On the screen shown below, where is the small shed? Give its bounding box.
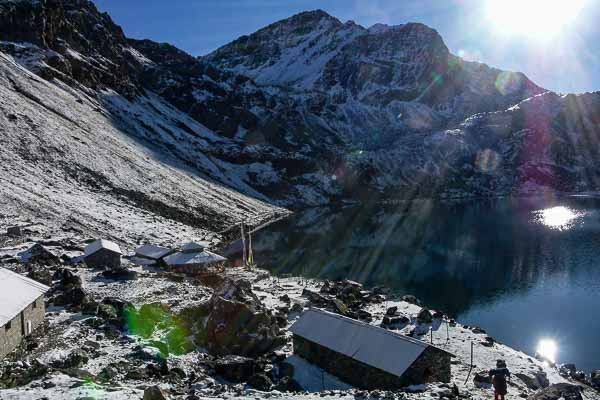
[163,242,226,275]
[84,239,122,269]
[0,268,49,359]
[290,308,452,390]
[133,244,174,265]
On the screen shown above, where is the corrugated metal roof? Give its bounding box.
[84,239,122,257]
[181,242,210,253]
[0,268,49,327]
[291,308,432,378]
[135,244,172,260]
[163,250,226,267]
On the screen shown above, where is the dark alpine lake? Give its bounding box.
[227,196,600,372]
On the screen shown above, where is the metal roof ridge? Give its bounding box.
[304,307,454,355]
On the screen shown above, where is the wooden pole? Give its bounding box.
[240,222,247,267]
[247,231,254,267]
[464,341,474,385]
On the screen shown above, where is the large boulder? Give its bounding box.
[417,308,433,324]
[181,279,285,357]
[53,287,88,307]
[516,372,549,390]
[528,383,582,400]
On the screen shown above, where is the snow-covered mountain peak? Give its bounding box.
[2,0,599,212]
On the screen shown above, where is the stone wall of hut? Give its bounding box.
[0,294,45,359]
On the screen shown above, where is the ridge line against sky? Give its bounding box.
[92,0,600,94]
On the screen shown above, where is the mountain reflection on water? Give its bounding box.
[226,196,600,372]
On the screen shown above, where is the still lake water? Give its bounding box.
[232,196,600,372]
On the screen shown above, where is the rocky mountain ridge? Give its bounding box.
[1,0,600,227]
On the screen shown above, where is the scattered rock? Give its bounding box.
[0,360,48,388]
[247,373,272,391]
[273,376,303,393]
[516,371,549,390]
[417,308,433,324]
[144,385,168,400]
[26,268,53,286]
[385,306,398,316]
[214,355,259,382]
[528,383,582,400]
[559,363,577,378]
[473,371,492,387]
[591,370,600,388]
[402,295,421,305]
[50,351,88,370]
[97,366,119,382]
[101,268,138,281]
[471,326,486,334]
[6,226,22,236]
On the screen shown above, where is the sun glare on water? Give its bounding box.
[534,206,583,230]
[486,0,586,38]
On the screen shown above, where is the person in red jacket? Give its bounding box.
[489,360,511,400]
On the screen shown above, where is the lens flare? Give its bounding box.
[486,0,586,38]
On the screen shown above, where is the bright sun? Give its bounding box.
[536,339,558,363]
[486,0,586,38]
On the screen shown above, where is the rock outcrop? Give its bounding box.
[180,279,285,357]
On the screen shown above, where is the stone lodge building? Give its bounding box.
[0,268,49,359]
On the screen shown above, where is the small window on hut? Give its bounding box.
[32,300,37,309]
[5,321,11,330]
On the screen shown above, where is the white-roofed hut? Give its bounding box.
[290,308,452,390]
[0,268,49,359]
[163,242,226,275]
[84,239,122,269]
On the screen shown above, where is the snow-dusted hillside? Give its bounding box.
[0,49,286,244]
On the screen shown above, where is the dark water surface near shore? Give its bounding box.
[227,196,600,372]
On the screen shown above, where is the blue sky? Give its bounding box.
[92,0,600,93]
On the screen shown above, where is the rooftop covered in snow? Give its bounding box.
[84,239,122,257]
[0,268,50,327]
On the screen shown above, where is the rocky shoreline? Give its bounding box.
[0,221,599,400]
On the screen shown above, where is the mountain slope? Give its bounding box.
[0,49,284,243]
